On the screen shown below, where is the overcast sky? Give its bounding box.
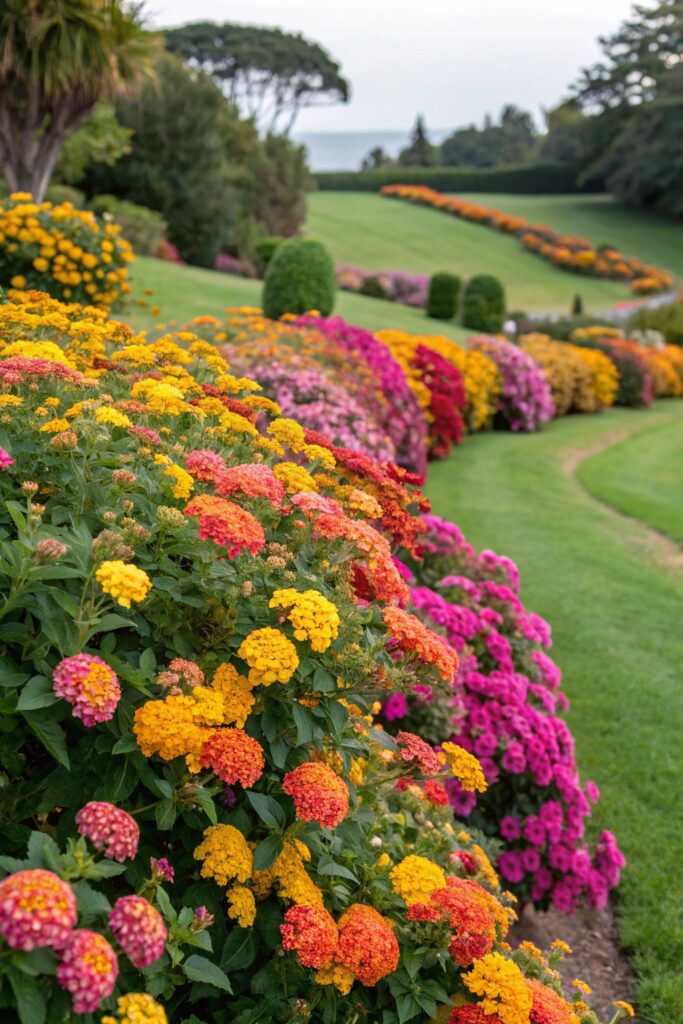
[148,0,633,132]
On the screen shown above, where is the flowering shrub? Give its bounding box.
[392,514,626,915]
[337,263,429,308]
[0,289,628,1023]
[519,334,618,414]
[468,337,555,431]
[0,192,134,308]
[382,184,673,293]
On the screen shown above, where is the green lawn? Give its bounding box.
[578,409,683,545]
[127,255,470,342]
[425,403,683,1024]
[306,192,681,315]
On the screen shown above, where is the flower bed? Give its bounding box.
[381,184,673,294]
[0,288,631,1024]
[337,263,429,308]
[519,334,619,414]
[467,336,555,432]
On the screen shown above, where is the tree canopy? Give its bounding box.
[165,21,349,135]
[440,105,537,168]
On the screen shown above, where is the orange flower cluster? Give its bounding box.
[199,729,264,788]
[335,904,400,986]
[381,184,673,293]
[312,510,410,605]
[383,606,458,681]
[527,977,577,1024]
[450,1007,503,1024]
[280,905,339,969]
[407,876,500,967]
[396,730,441,774]
[282,761,350,828]
[214,463,285,507]
[184,494,266,557]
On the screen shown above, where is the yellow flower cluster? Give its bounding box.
[133,685,226,768]
[520,333,618,414]
[0,193,133,308]
[269,588,341,653]
[340,486,383,519]
[274,461,318,494]
[441,742,488,793]
[194,824,253,886]
[95,560,152,609]
[130,378,199,418]
[252,839,324,908]
[302,443,336,468]
[95,406,133,429]
[211,663,256,728]
[268,417,307,452]
[238,627,300,686]
[464,952,533,1024]
[102,993,168,1024]
[226,884,257,927]
[389,855,446,904]
[315,962,355,995]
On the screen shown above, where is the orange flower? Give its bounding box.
[184,494,265,557]
[280,904,338,968]
[336,904,399,986]
[407,876,499,967]
[527,978,576,1024]
[383,606,458,681]
[199,729,264,788]
[282,761,349,828]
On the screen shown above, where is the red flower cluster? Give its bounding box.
[383,606,458,681]
[199,729,264,788]
[0,356,86,386]
[424,779,450,805]
[215,463,285,507]
[184,494,265,557]
[312,511,409,605]
[185,448,227,482]
[396,730,441,774]
[282,761,350,828]
[336,904,400,986]
[413,345,466,459]
[449,1007,503,1024]
[280,904,339,968]
[527,978,576,1024]
[108,895,167,968]
[56,928,119,1014]
[407,876,498,967]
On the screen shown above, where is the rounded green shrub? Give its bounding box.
[262,238,336,319]
[253,235,283,276]
[462,274,506,332]
[427,271,461,320]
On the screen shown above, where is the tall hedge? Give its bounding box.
[463,274,506,333]
[262,238,336,319]
[315,162,604,194]
[427,272,461,320]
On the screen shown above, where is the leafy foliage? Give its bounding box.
[262,239,337,319]
[427,272,461,321]
[462,274,506,333]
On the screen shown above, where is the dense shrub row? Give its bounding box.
[315,163,598,194]
[0,289,632,1024]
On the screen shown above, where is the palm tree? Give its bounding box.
[0,0,157,201]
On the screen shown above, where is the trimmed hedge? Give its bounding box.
[262,237,336,319]
[315,162,604,194]
[427,272,461,320]
[463,274,506,332]
[253,235,283,276]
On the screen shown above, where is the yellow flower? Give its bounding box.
[273,461,317,495]
[572,979,592,995]
[612,1001,635,1018]
[268,417,306,452]
[315,962,355,995]
[38,418,70,433]
[376,852,391,868]
[302,443,336,469]
[464,952,533,1024]
[226,884,256,927]
[10,275,26,288]
[95,560,152,608]
[101,993,168,1024]
[390,855,446,904]
[551,939,573,954]
[211,663,255,728]
[194,824,253,886]
[238,627,299,686]
[163,462,194,500]
[269,588,340,653]
[94,407,133,429]
[441,742,488,792]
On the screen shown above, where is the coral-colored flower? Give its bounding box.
[408,876,499,967]
[56,928,119,1013]
[424,779,449,805]
[396,730,441,774]
[108,895,167,968]
[0,869,77,950]
[283,761,349,828]
[215,463,285,506]
[336,904,399,986]
[156,657,205,693]
[185,494,265,557]
[383,606,458,681]
[185,448,227,482]
[52,653,120,726]
[199,729,264,788]
[95,560,152,608]
[238,627,299,686]
[390,855,446,904]
[281,904,339,968]
[102,993,168,1024]
[75,801,139,862]
[449,1007,503,1024]
[527,978,576,1024]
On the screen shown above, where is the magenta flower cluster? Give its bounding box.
[469,335,555,431]
[76,801,140,862]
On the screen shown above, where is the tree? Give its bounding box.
[0,0,156,201]
[165,22,349,136]
[539,101,585,165]
[55,102,132,184]
[398,116,438,167]
[573,0,683,214]
[361,146,394,171]
[498,104,536,164]
[439,106,536,168]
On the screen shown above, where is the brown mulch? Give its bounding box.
[511,904,637,1021]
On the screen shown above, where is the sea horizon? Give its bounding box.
[292,128,451,173]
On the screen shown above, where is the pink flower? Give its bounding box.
[109,895,167,967]
[499,816,521,841]
[75,802,139,862]
[56,929,118,1013]
[53,653,120,726]
[0,869,76,951]
[151,857,175,883]
[0,447,14,469]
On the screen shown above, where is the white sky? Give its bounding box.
[148,0,634,131]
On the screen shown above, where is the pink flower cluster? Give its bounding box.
[109,894,167,967]
[0,868,77,951]
[56,928,119,1013]
[469,336,555,432]
[336,263,429,309]
[52,653,121,726]
[75,801,140,862]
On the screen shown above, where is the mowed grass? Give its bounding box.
[578,408,683,545]
[425,403,683,1024]
[127,255,470,342]
[306,192,681,314]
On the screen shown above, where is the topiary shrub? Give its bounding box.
[262,238,336,319]
[427,272,461,320]
[253,235,283,277]
[462,274,506,333]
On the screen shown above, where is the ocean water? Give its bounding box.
[293,129,451,173]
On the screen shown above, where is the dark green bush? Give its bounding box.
[45,184,86,207]
[262,238,336,319]
[253,235,283,276]
[315,163,603,194]
[463,274,506,332]
[359,274,389,299]
[90,194,168,255]
[629,301,683,346]
[427,272,461,320]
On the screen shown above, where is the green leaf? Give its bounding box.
[325,699,348,739]
[183,954,233,992]
[317,858,358,883]
[156,799,177,831]
[16,675,58,712]
[291,703,316,746]
[73,880,111,917]
[270,736,290,769]
[252,834,283,871]
[154,885,177,924]
[194,787,218,825]
[312,665,337,692]
[112,734,139,754]
[221,929,257,972]
[139,647,156,675]
[88,613,136,634]
[396,993,421,1024]
[9,967,46,1024]
[5,501,27,534]
[246,792,286,830]
[21,713,69,769]
[27,831,60,870]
